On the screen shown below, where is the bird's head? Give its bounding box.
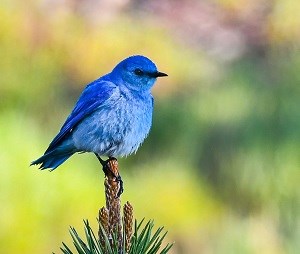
[110,55,167,92]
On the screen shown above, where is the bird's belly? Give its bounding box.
[72,100,152,156]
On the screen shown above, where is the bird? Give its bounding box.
[31,55,167,172]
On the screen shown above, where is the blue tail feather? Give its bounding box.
[31,152,73,170]
[31,142,76,170]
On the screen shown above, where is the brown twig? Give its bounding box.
[98,159,134,253]
[99,159,123,251]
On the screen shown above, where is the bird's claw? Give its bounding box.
[115,175,124,198]
[95,154,123,197]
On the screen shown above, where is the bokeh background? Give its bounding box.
[0,0,299,253]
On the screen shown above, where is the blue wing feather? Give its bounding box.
[45,79,116,153]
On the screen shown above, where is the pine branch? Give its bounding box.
[59,158,173,254]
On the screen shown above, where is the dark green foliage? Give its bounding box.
[130,219,173,254]
[59,219,173,254]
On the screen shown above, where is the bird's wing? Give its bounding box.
[45,79,117,153]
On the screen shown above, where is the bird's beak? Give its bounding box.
[155,71,168,78]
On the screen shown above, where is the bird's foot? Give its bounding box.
[94,154,123,197]
[115,175,124,198]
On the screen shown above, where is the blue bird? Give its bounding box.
[31,55,167,172]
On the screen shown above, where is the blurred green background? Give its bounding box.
[0,0,299,253]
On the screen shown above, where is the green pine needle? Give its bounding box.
[59,219,173,254]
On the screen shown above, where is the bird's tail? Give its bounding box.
[31,142,76,170]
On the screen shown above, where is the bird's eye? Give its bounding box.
[134,68,143,76]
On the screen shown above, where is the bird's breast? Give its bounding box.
[72,90,153,157]
[114,93,153,154]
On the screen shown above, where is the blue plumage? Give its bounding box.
[31,55,167,170]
